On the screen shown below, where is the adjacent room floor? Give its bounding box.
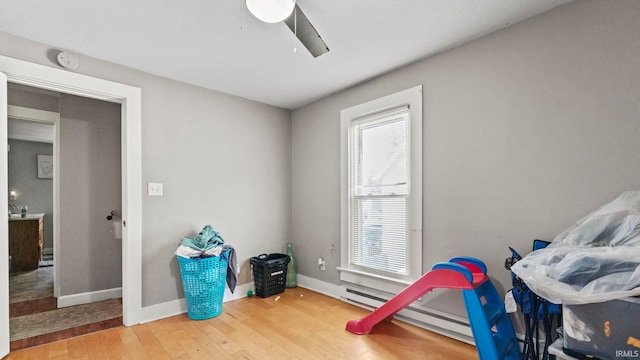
[9,265,123,351]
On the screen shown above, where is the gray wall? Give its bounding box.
[7,87,124,296]
[0,35,292,306]
[7,139,53,252]
[5,0,637,313]
[58,94,122,296]
[8,84,59,112]
[8,85,58,255]
[291,0,640,313]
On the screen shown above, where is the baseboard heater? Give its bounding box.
[339,284,475,345]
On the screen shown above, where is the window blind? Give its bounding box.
[350,105,409,276]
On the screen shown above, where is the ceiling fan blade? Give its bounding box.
[284,4,329,58]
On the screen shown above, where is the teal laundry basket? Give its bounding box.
[177,250,229,320]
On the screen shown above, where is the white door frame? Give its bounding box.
[1,70,9,358]
[0,54,142,356]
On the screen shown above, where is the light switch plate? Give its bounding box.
[148,182,163,196]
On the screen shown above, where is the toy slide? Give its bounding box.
[346,257,520,360]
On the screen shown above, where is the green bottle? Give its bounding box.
[286,242,297,288]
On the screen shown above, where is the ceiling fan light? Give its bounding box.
[246,0,296,24]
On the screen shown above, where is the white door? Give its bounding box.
[0,71,10,358]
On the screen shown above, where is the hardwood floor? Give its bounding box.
[6,287,479,359]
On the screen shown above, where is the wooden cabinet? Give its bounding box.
[9,217,44,272]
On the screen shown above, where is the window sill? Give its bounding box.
[337,266,413,294]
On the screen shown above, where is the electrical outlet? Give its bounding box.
[318,257,326,271]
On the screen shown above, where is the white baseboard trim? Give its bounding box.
[57,287,122,308]
[132,274,476,347]
[297,274,341,299]
[137,282,254,324]
[298,276,477,345]
[138,298,186,324]
[139,275,454,326]
[136,277,341,325]
[43,247,53,256]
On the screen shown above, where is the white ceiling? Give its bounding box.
[0,0,571,109]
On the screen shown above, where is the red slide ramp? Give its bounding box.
[345,257,520,360]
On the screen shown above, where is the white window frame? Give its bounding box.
[339,85,423,293]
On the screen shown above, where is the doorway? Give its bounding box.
[0,55,143,358]
[7,84,125,350]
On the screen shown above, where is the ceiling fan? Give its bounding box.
[245,0,330,58]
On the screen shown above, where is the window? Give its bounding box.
[340,86,422,290]
[352,107,409,275]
